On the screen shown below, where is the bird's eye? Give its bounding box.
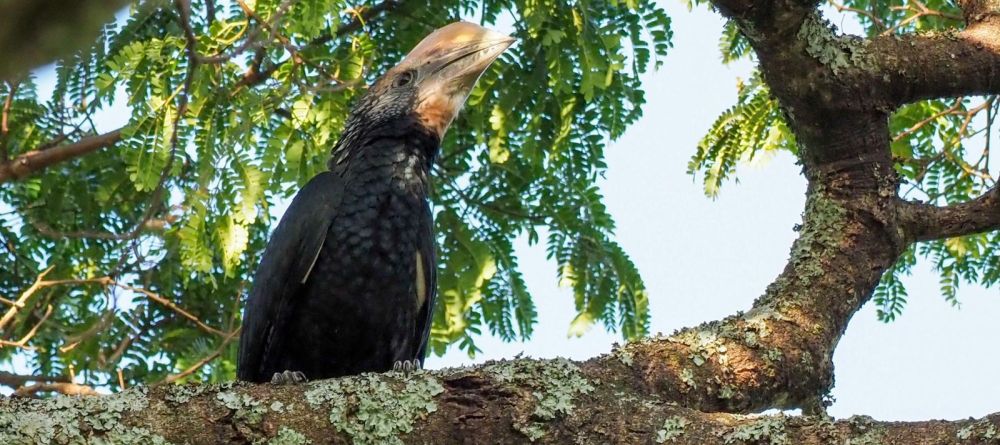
[394,71,415,87]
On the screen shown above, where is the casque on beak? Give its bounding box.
[399,22,516,138]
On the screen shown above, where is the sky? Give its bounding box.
[6,0,999,422]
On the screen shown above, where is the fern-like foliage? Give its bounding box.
[0,0,671,386]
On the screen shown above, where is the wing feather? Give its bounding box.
[414,208,438,362]
[236,171,344,381]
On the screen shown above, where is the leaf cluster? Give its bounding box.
[0,0,671,387]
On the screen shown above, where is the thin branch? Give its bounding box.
[158,328,240,385]
[176,0,296,65]
[829,0,885,31]
[2,273,225,340]
[883,0,964,35]
[0,372,70,389]
[0,294,20,307]
[0,129,122,184]
[9,304,54,348]
[892,98,964,143]
[235,0,401,88]
[114,282,226,337]
[0,267,54,333]
[12,382,98,398]
[0,79,20,161]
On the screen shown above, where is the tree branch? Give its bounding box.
[11,382,98,398]
[0,372,70,389]
[0,362,997,443]
[0,129,122,184]
[869,24,1000,106]
[899,186,1000,241]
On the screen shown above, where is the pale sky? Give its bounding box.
[7,0,999,422]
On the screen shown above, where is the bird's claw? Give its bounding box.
[270,370,308,385]
[391,359,421,373]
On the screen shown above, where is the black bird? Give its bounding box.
[237,22,514,383]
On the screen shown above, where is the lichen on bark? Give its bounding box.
[303,371,443,445]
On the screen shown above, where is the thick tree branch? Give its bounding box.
[0,363,997,444]
[0,130,122,184]
[869,24,1000,106]
[899,186,1000,241]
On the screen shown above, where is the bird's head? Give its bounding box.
[332,22,514,164]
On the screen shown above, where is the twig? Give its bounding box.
[158,328,240,385]
[235,0,400,88]
[1,79,20,161]
[0,267,54,333]
[12,382,98,398]
[0,295,20,307]
[0,372,70,389]
[883,0,964,35]
[114,282,226,337]
[2,273,225,343]
[7,304,54,348]
[892,98,963,143]
[829,0,885,31]
[117,368,127,391]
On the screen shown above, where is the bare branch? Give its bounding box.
[883,0,964,35]
[0,267,54,333]
[829,0,886,31]
[1,273,226,341]
[0,129,122,184]
[0,79,20,161]
[158,328,240,385]
[899,186,1000,241]
[113,282,227,337]
[12,382,98,398]
[0,372,70,389]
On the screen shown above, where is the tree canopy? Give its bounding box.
[0,0,671,390]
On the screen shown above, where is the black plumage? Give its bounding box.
[237,22,514,382]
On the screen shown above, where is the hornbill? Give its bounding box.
[237,22,514,383]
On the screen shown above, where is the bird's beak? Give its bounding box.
[404,22,515,137]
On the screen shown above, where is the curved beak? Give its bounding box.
[407,22,515,93]
[403,22,515,137]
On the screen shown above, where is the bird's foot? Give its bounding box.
[391,359,422,373]
[270,370,308,385]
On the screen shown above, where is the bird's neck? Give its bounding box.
[332,135,439,195]
[328,114,440,170]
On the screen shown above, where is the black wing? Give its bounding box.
[414,206,437,362]
[237,171,344,382]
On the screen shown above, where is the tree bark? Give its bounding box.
[1,0,998,443]
[2,362,999,444]
[0,130,122,184]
